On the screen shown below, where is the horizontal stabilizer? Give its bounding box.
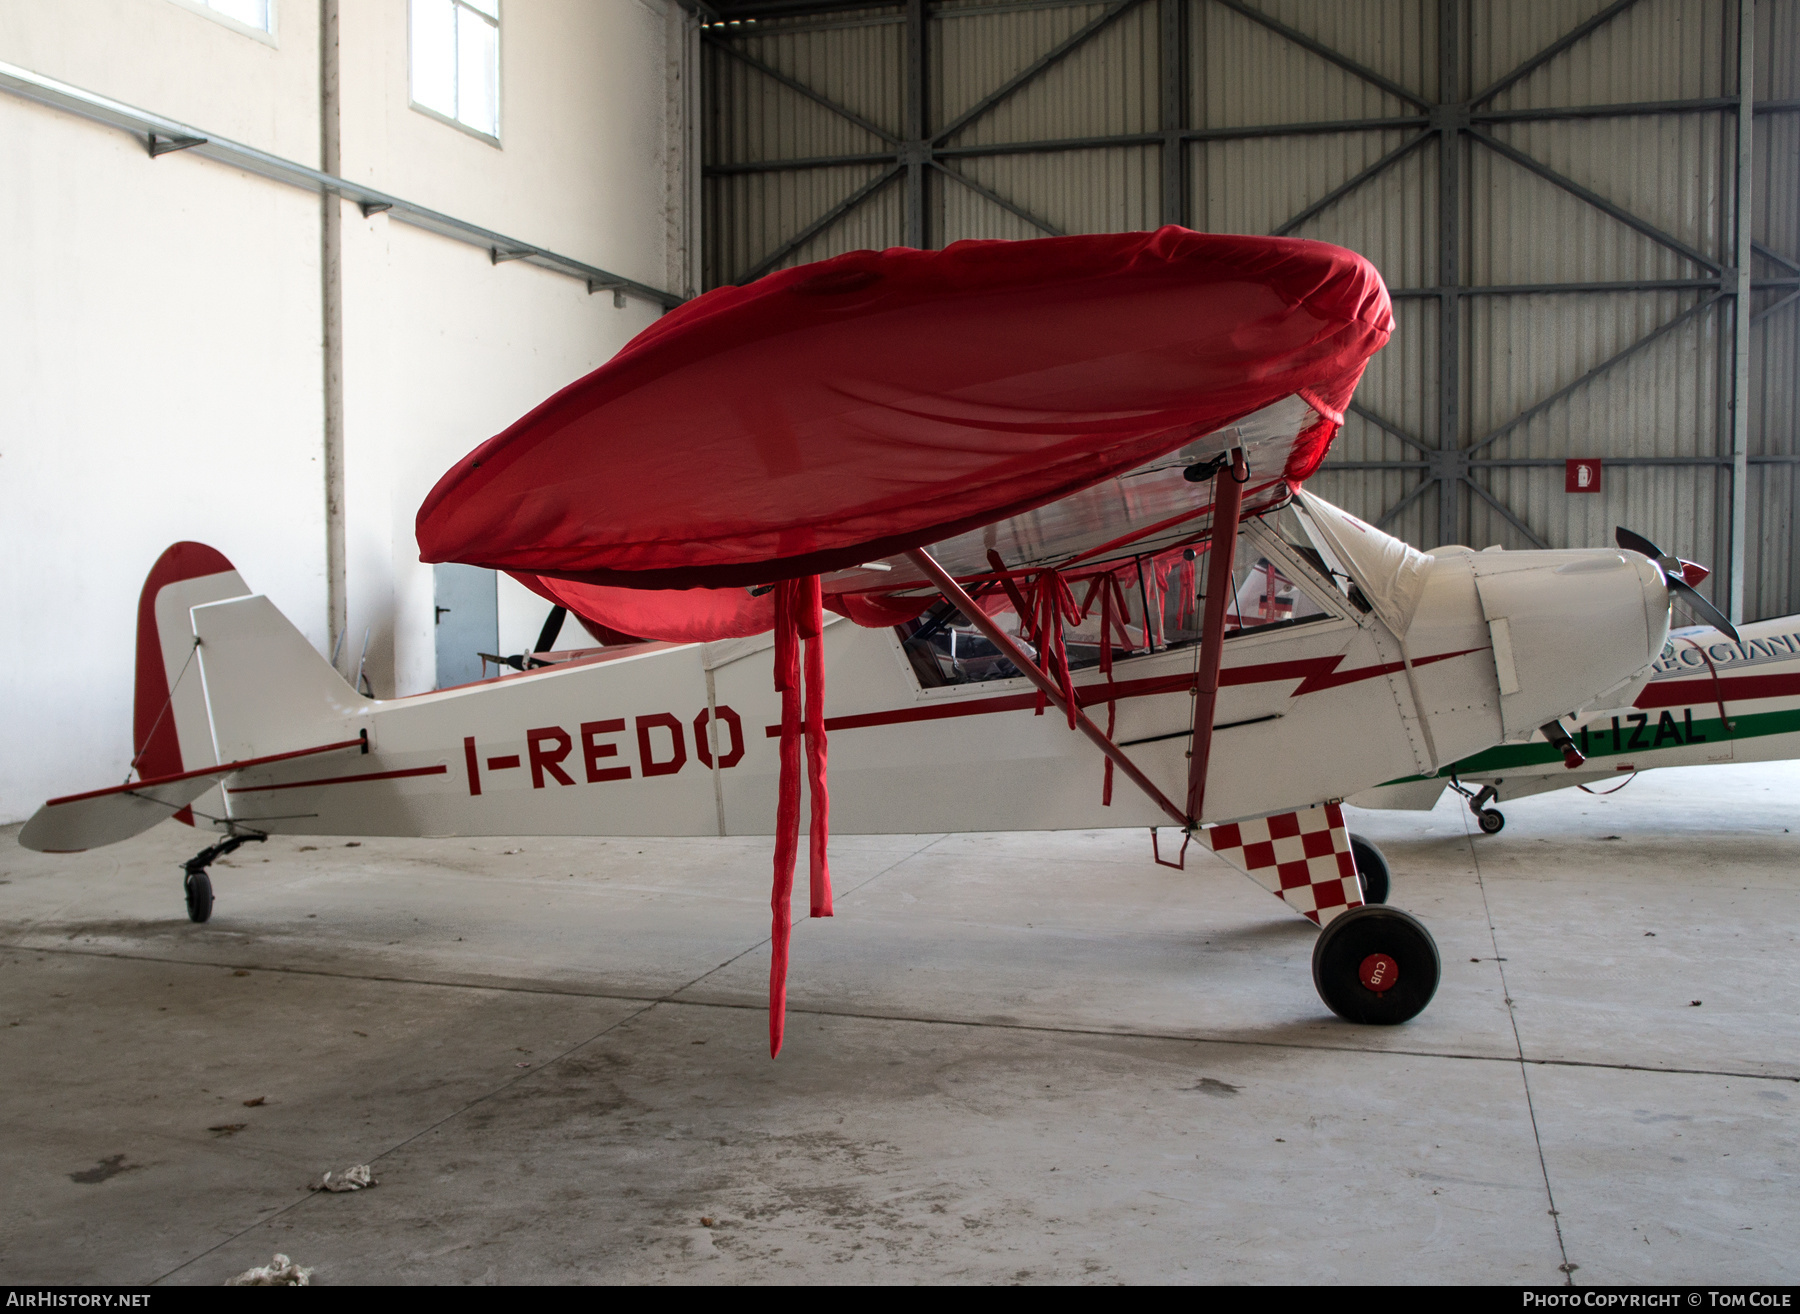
[18,737,364,853]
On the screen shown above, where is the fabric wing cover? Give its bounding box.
[418,227,1393,604]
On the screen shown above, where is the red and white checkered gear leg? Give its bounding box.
[1206,802,1365,926]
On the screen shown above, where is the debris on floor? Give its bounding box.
[311,1164,377,1192]
[227,1253,313,1286]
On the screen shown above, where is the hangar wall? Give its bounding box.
[700,0,1800,622]
[0,0,697,823]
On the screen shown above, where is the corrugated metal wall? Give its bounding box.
[703,0,1800,621]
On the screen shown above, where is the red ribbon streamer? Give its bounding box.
[1029,570,1083,727]
[769,576,832,1058]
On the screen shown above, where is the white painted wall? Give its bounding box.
[0,0,689,822]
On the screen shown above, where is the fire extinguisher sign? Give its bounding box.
[1565,458,1602,493]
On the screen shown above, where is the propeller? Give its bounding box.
[1614,527,1741,643]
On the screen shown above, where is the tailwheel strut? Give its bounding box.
[1312,905,1441,1024]
[180,832,266,924]
[1448,777,1505,835]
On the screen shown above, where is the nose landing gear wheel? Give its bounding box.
[1477,808,1505,835]
[184,870,214,924]
[1312,905,1440,1024]
[1348,834,1390,904]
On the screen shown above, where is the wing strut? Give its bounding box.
[903,548,1188,827]
[1186,447,1249,823]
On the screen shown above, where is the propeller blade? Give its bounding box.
[1669,579,1741,644]
[533,605,568,656]
[1614,526,1665,560]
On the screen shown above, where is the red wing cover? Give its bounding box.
[417,228,1392,594]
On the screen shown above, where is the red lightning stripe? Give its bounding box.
[766,647,1486,737]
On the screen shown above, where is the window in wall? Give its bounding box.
[411,0,500,141]
[169,0,274,39]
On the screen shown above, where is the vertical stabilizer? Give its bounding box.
[135,544,250,825]
[192,595,371,765]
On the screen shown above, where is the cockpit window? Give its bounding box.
[898,601,1030,687]
[898,541,1340,690]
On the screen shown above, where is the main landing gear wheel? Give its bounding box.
[1348,834,1390,905]
[184,870,214,924]
[1312,905,1440,1024]
[1477,808,1506,835]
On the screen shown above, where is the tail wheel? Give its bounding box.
[1348,834,1390,905]
[184,870,214,924]
[1312,905,1440,1024]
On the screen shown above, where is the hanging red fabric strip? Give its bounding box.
[1031,570,1081,728]
[1099,576,1118,805]
[768,580,803,1058]
[1075,568,1134,806]
[768,575,831,1057]
[799,575,833,918]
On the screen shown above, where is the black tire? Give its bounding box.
[1348,834,1390,905]
[1312,905,1440,1024]
[1478,808,1505,835]
[184,870,214,924]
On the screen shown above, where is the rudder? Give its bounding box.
[135,543,250,825]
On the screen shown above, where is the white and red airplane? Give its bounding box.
[1354,535,1789,832]
[14,229,1703,1044]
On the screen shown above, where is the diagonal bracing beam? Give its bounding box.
[1466,291,1728,454]
[1346,401,1433,456]
[1467,0,1650,107]
[1209,0,1430,111]
[1470,131,1723,274]
[1375,476,1436,531]
[933,0,1150,144]
[931,160,1065,236]
[737,165,904,283]
[1274,132,1433,238]
[706,37,901,145]
[1464,476,1550,549]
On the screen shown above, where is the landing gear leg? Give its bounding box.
[180,832,265,924]
[1448,777,1505,835]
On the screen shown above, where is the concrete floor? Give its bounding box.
[0,761,1795,1285]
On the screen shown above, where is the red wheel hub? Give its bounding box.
[1359,952,1399,993]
